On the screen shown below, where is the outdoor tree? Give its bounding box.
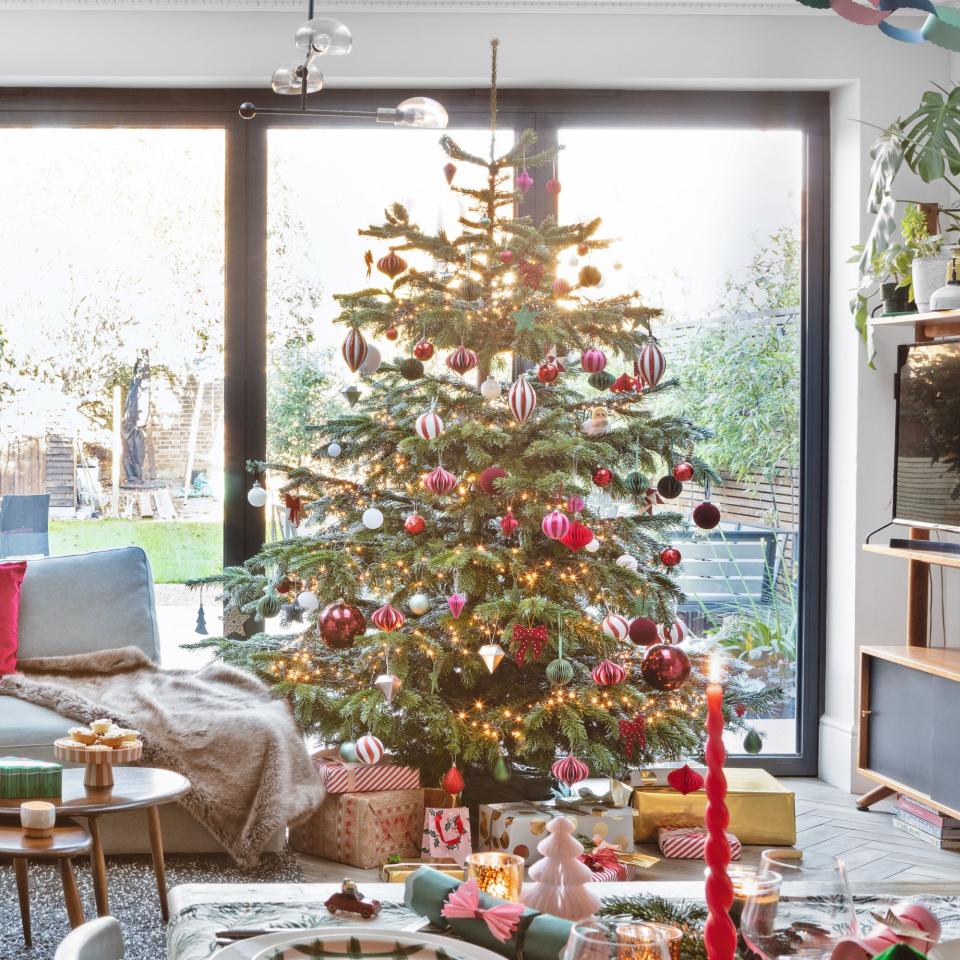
[192,43,779,783]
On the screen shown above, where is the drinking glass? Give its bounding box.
[563,921,671,960]
[742,851,859,960]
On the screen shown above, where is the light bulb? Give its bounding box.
[271,60,324,96]
[294,17,352,56]
[389,97,448,129]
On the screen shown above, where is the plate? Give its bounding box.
[255,931,469,960]
[214,926,504,960]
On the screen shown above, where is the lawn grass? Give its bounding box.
[49,519,222,583]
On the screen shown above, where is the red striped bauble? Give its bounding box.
[446,346,478,375]
[638,342,666,388]
[601,613,630,642]
[560,521,593,552]
[355,734,385,764]
[508,377,537,424]
[581,348,607,374]
[423,465,457,495]
[541,509,571,540]
[660,619,688,644]
[415,411,444,441]
[377,251,407,279]
[371,603,406,633]
[342,328,368,373]
[591,658,627,687]
[551,754,589,786]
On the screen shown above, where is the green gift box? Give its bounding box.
[0,756,62,803]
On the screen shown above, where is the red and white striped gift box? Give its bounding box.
[312,751,420,794]
[658,827,741,860]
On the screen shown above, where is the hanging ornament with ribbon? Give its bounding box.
[512,623,547,665]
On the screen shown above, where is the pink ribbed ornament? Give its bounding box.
[447,592,466,619]
[551,754,589,786]
[591,658,627,687]
[516,168,534,194]
[601,613,630,642]
[371,603,405,633]
[566,495,584,514]
[541,509,571,540]
[423,465,457,495]
[446,346,478,375]
[581,348,607,374]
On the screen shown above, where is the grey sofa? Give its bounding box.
[2,546,281,855]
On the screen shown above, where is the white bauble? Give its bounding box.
[247,481,268,508]
[297,590,320,612]
[568,255,580,267]
[408,593,431,616]
[362,507,384,530]
[480,376,502,401]
[616,553,639,573]
[359,343,382,375]
[585,538,601,554]
[327,442,342,458]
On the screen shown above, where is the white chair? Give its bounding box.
[54,917,124,960]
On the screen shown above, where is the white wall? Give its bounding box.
[0,3,953,788]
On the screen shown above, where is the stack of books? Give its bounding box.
[894,795,960,850]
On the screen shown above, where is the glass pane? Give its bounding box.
[0,128,225,667]
[560,127,803,756]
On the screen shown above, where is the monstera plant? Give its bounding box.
[855,85,960,347]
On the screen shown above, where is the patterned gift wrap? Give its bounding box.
[658,826,741,860]
[311,750,420,794]
[421,806,472,865]
[0,756,62,803]
[578,859,638,882]
[289,788,424,869]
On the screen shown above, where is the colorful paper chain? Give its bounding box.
[794,0,960,49]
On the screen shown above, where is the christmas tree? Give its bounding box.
[192,41,780,784]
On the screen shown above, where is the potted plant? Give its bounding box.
[905,203,949,312]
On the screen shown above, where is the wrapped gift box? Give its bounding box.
[289,788,423,869]
[311,749,420,794]
[479,801,636,865]
[0,757,62,804]
[658,826,741,860]
[422,806,472,865]
[380,859,466,883]
[632,768,796,845]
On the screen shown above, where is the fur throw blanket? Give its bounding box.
[0,646,326,866]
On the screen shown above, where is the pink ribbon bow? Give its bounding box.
[441,879,525,942]
[579,840,622,873]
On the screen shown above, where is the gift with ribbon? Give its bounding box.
[553,776,633,810]
[422,805,472,865]
[658,825,741,860]
[405,864,573,960]
[312,749,420,794]
[577,837,639,882]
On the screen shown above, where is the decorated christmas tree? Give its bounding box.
[192,41,779,785]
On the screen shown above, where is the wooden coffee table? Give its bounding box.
[0,820,91,946]
[0,767,191,921]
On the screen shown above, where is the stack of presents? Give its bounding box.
[290,751,796,879]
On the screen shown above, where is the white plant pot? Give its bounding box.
[913,254,951,312]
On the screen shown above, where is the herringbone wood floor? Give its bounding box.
[296,778,960,885]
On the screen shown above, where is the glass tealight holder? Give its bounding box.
[614,922,673,960]
[465,851,524,901]
[622,923,682,960]
[727,864,761,927]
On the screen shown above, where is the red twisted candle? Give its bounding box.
[703,653,737,960]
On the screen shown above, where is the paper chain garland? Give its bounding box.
[794,0,960,50]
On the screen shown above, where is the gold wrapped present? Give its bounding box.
[380,858,466,883]
[632,768,795,845]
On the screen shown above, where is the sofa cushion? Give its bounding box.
[0,561,26,673]
[17,546,160,662]
[0,696,70,761]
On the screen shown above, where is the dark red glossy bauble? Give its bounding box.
[657,475,683,499]
[672,461,695,482]
[659,547,682,567]
[628,616,660,647]
[592,467,613,488]
[385,327,399,341]
[537,362,560,384]
[404,513,426,535]
[546,178,562,195]
[692,501,721,530]
[319,601,366,650]
[735,703,747,718]
[640,643,691,691]
[413,340,434,361]
[500,249,515,265]
[478,465,508,495]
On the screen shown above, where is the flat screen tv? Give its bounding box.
[895,339,960,532]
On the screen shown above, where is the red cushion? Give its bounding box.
[0,561,27,674]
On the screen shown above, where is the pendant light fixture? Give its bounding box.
[239,1,448,128]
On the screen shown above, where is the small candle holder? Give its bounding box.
[465,851,523,901]
[20,800,55,840]
[726,865,760,928]
[616,922,673,960]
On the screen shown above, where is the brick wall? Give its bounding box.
[146,376,223,486]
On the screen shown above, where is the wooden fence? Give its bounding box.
[0,434,75,508]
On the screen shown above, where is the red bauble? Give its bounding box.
[552,278,572,297]
[592,467,613,488]
[692,501,721,530]
[446,346,479,375]
[640,643,691,691]
[500,249,515,265]
[443,162,457,185]
[404,513,426,535]
[591,659,627,687]
[377,251,407,279]
[672,461,694,482]
[319,601,366,650]
[667,763,705,795]
[385,326,399,341]
[659,547,682,567]
[628,616,660,646]
[441,763,466,795]
[537,362,560,384]
[577,243,589,256]
[657,475,683,499]
[734,703,747,718]
[371,602,405,632]
[546,178,562,195]
[413,340,434,361]
[478,465,508,495]
[500,511,519,536]
[551,755,589,786]
[611,373,638,394]
[424,465,458,496]
[560,521,593,551]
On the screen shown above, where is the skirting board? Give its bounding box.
[819,712,873,793]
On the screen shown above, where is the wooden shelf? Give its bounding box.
[863,542,960,569]
[861,644,960,683]
[870,309,960,339]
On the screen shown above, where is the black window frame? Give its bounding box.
[0,87,827,775]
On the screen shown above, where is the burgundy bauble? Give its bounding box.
[413,340,434,361]
[545,178,562,195]
[500,511,519,536]
[500,249,515,265]
[657,475,683,499]
[640,643,691,691]
[692,501,721,530]
[735,703,747,718]
[537,362,560,384]
[592,467,613,488]
[377,251,407,279]
[404,513,426,535]
[672,461,694,482]
[659,547,682,567]
[478,465,508,495]
[385,326,399,341]
[628,616,660,646]
[319,601,366,650]
[443,162,457,185]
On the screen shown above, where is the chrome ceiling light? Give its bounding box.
[239,3,447,129]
